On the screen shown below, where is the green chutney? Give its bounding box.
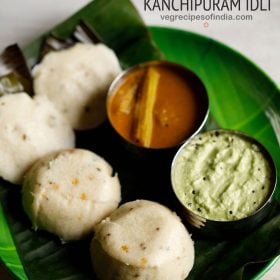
[172,130,272,221]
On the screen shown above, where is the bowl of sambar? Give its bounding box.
[107,61,209,157]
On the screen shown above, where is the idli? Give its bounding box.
[91,200,194,280]
[22,149,121,241]
[33,43,121,130]
[0,92,74,184]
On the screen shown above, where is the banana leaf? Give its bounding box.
[187,204,280,280]
[0,0,280,280]
[0,45,33,96]
[41,21,103,57]
[23,0,163,69]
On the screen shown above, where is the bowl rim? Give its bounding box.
[170,128,278,224]
[106,59,210,150]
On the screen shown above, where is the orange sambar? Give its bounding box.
[107,61,208,149]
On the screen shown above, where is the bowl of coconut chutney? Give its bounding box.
[171,129,277,239]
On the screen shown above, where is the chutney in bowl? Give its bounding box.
[171,129,277,238]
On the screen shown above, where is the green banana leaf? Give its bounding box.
[0,0,279,280]
[23,0,163,69]
[187,204,280,280]
[0,45,33,96]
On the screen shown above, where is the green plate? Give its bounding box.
[150,26,280,280]
[0,24,279,280]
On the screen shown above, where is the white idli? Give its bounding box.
[33,43,121,130]
[0,92,74,184]
[22,149,121,241]
[91,200,194,280]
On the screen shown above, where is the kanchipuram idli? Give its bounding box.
[0,92,74,184]
[22,149,121,241]
[33,43,121,130]
[90,200,194,280]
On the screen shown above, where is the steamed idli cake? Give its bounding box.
[33,43,121,130]
[22,149,121,241]
[0,92,74,184]
[91,200,194,280]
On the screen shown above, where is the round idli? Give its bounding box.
[33,43,121,130]
[91,200,194,280]
[0,92,74,184]
[22,149,121,241]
